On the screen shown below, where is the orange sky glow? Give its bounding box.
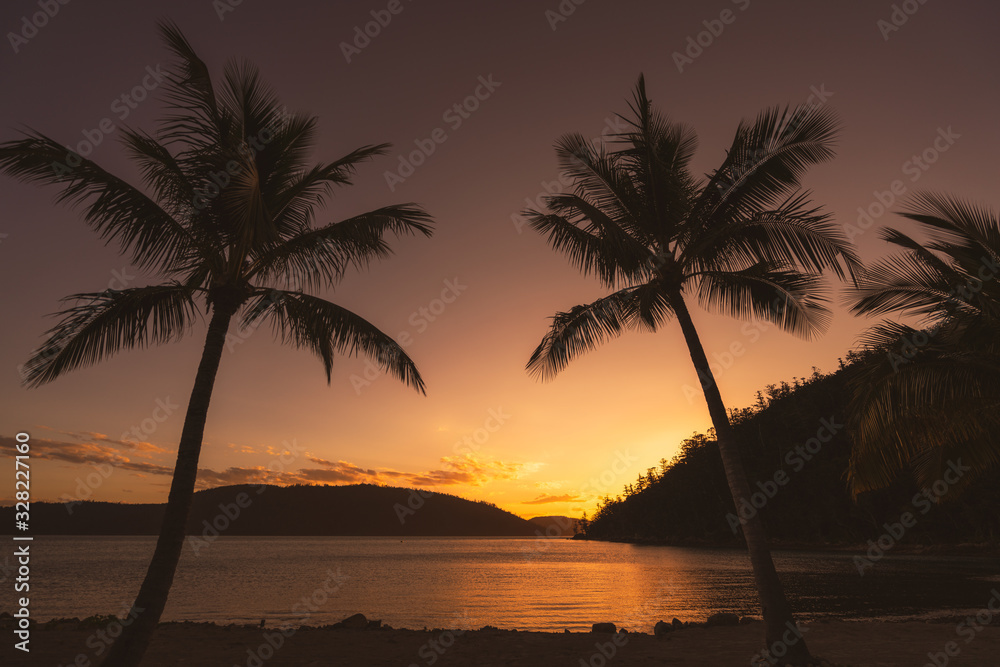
[1,0,997,520]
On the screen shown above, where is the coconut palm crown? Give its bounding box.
[0,21,432,666]
[525,74,860,664]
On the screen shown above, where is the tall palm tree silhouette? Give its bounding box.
[526,75,859,664]
[0,22,432,665]
[849,193,1000,494]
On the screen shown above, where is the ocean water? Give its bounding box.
[7,536,999,632]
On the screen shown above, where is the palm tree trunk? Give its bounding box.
[102,306,235,666]
[671,294,812,665]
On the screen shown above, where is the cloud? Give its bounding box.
[0,435,172,475]
[196,466,293,487]
[296,453,540,488]
[522,493,583,505]
[1,433,541,494]
[293,460,380,484]
[35,426,168,454]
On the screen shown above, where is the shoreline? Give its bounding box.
[575,534,1000,555]
[9,610,995,632]
[7,619,1000,666]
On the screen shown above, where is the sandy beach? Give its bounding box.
[8,620,1000,667]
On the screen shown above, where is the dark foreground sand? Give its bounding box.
[8,621,1000,667]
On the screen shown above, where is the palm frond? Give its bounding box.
[524,196,652,286]
[247,204,433,290]
[693,264,831,340]
[21,284,198,387]
[553,133,643,240]
[691,104,840,228]
[527,284,671,381]
[157,19,226,149]
[900,192,1000,264]
[243,290,425,392]
[0,131,198,272]
[685,191,861,281]
[850,253,964,320]
[270,144,391,234]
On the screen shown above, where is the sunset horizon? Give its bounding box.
[2,1,999,665]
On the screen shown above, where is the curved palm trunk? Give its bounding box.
[671,294,812,666]
[102,306,235,666]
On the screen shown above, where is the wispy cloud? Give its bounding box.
[522,493,582,505]
[297,453,540,487]
[0,435,172,475]
[1,433,541,492]
[36,426,167,453]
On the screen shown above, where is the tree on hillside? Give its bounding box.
[0,22,433,666]
[524,74,859,664]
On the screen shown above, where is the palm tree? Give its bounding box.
[848,193,1000,495]
[0,22,432,665]
[525,75,859,664]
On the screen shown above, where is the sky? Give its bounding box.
[0,0,997,519]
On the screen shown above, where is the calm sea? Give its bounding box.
[7,536,999,631]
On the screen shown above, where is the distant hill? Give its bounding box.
[528,516,580,537]
[0,484,541,537]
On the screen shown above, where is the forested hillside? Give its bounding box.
[583,352,1000,546]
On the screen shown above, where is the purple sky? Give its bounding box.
[1,0,997,516]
